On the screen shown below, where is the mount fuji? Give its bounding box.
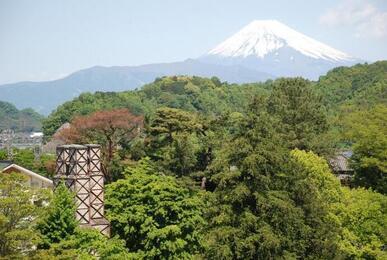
[0,20,362,115]
[199,20,360,79]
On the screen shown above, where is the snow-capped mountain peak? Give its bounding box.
[207,20,353,62]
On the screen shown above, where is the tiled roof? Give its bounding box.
[329,152,353,172]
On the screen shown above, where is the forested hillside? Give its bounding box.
[43,61,387,137]
[316,61,387,108]
[0,101,43,131]
[42,61,386,187]
[4,61,384,259]
[42,76,271,136]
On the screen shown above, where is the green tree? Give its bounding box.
[33,183,130,259]
[287,149,342,257]
[33,227,130,259]
[13,148,35,170]
[148,107,203,176]
[204,96,343,259]
[204,98,292,259]
[0,149,7,160]
[267,77,330,154]
[105,158,205,259]
[0,172,47,257]
[344,105,387,194]
[11,148,56,178]
[163,133,199,177]
[316,61,387,108]
[36,182,77,248]
[148,107,200,145]
[34,153,56,178]
[205,148,343,259]
[336,188,387,259]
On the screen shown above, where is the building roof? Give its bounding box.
[329,151,353,172]
[2,164,53,185]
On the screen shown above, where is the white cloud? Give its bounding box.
[320,0,387,39]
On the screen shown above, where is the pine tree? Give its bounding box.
[267,77,331,154]
[36,182,77,248]
[204,97,343,259]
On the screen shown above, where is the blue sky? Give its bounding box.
[0,0,386,84]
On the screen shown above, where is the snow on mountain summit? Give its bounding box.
[207,20,353,62]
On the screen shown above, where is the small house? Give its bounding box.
[2,163,53,188]
[329,151,354,186]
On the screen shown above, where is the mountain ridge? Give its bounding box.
[205,20,354,61]
[199,20,361,79]
[0,20,362,115]
[0,59,272,115]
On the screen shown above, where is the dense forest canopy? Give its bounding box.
[0,101,43,131]
[316,61,387,109]
[1,61,386,259]
[42,76,271,137]
[42,61,387,137]
[39,60,387,194]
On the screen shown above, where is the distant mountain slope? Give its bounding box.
[316,60,387,108]
[0,101,43,131]
[0,20,364,114]
[42,76,270,136]
[199,20,361,79]
[42,61,386,138]
[0,59,271,115]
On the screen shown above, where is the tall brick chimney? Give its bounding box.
[54,144,110,236]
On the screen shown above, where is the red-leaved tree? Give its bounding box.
[54,109,143,180]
